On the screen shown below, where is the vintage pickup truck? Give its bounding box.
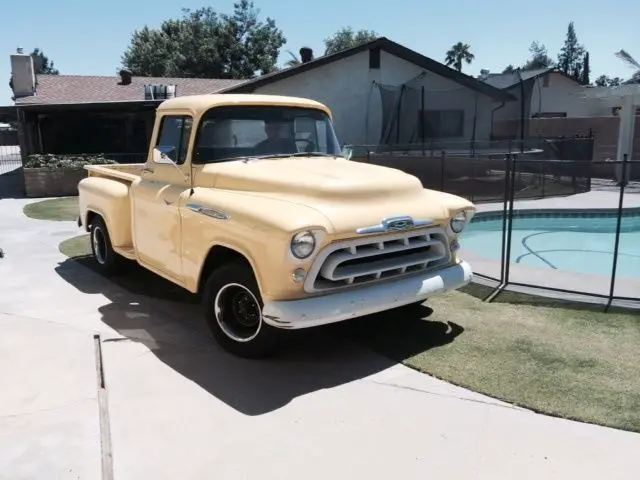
[78,94,475,358]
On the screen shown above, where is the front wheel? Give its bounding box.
[202,262,281,358]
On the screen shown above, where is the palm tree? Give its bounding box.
[445,42,475,72]
[284,50,301,68]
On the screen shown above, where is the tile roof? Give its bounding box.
[15,74,247,105]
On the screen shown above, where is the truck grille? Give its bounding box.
[303,227,451,293]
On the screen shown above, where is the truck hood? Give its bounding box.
[209,157,422,199]
[201,157,474,234]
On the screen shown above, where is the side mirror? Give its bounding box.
[341,145,353,160]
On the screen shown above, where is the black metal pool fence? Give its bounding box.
[349,140,639,310]
[467,154,638,311]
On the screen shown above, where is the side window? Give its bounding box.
[155,115,193,165]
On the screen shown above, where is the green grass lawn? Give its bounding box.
[23,196,79,221]
[59,234,640,433]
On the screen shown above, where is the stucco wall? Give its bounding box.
[530,74,623,118]
[253,50,501,146]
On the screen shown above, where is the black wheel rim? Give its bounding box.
[214,283,262,342]
[92,227,107,265]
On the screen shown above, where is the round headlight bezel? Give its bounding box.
[450,210,469,234]
[290,230,316,259]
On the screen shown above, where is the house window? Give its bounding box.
[369,48,381,69]
[155,115,193,165]
[419,110,465,138]
[542,75,550,87]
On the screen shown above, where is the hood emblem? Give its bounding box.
[356,216,434,235]
[384,217,414,231]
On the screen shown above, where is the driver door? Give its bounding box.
[133,114,193,282]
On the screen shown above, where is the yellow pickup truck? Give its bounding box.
[78,94,475,358]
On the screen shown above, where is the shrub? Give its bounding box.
[23,153,118,170]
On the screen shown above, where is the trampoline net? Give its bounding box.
[372,76,484,152]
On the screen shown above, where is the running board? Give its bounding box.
[113,246,136,260]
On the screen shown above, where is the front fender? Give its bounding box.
[180,188,333,300]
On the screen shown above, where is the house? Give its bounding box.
[479,67,616,119]
[3,54,244,157]
[481,67,640,161]
[220,37,515,148]
[3,38,514,158]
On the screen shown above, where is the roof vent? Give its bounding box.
[144,84,177,100]
[118,68,133,85]
[300,47,314,63]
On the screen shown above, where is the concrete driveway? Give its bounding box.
[1,197,639,480]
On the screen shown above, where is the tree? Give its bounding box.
[284,51,301,67]
[557,21,585,81]
[581,52,590,85]
[521,41,554,71]
[30,48,59,75]
[594,75,623,87]
[444,42,474,72]
[502,64,516,73]
[121,1,285,79]
[323,27,378,55]
[625,71,640,84]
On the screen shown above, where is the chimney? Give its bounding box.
[10,50,36,98]
[118,68,133,85]
[299,47,313,64]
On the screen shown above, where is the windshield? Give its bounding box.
[192,105,343,164]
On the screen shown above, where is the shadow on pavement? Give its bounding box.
[0,167,25,199]
[54,255,464,416]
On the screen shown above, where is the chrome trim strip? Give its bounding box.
[186,203,230,220]
[356,216,434,234]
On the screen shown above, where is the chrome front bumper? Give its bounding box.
[262,260,473,330]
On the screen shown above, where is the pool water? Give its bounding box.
[460,212,640,278]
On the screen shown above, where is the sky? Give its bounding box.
[1,0,639,106]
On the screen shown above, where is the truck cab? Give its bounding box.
[78,94,475,358]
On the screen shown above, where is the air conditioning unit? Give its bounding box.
[144,84,177,100]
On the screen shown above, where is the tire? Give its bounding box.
[202,262,280,359]
[89,216,123,276]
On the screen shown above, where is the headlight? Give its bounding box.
[290,231,316,259]
[450,211,469,233]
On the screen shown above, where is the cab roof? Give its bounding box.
[156,94,332,118]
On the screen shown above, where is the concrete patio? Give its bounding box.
[1,196,639,480]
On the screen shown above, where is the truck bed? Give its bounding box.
[85,163,144,183]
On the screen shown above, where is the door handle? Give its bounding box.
[163,199,174,206]
[142,166,154,174]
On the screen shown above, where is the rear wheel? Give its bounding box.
[89,216,123,275]
[203,262,281,358]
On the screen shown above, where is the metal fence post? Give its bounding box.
[605,154,629,312]
[485,141,513,302]
[503,150,517,287]
[440,150,445,192]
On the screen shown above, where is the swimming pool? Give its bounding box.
[460,210,640,278]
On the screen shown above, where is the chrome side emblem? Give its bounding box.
[356,216,434,234]
[186,203,230,220]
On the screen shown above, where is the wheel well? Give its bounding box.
[85,210,98,231]
[198,245,253,294]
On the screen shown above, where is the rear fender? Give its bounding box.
[78,176,132,247]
